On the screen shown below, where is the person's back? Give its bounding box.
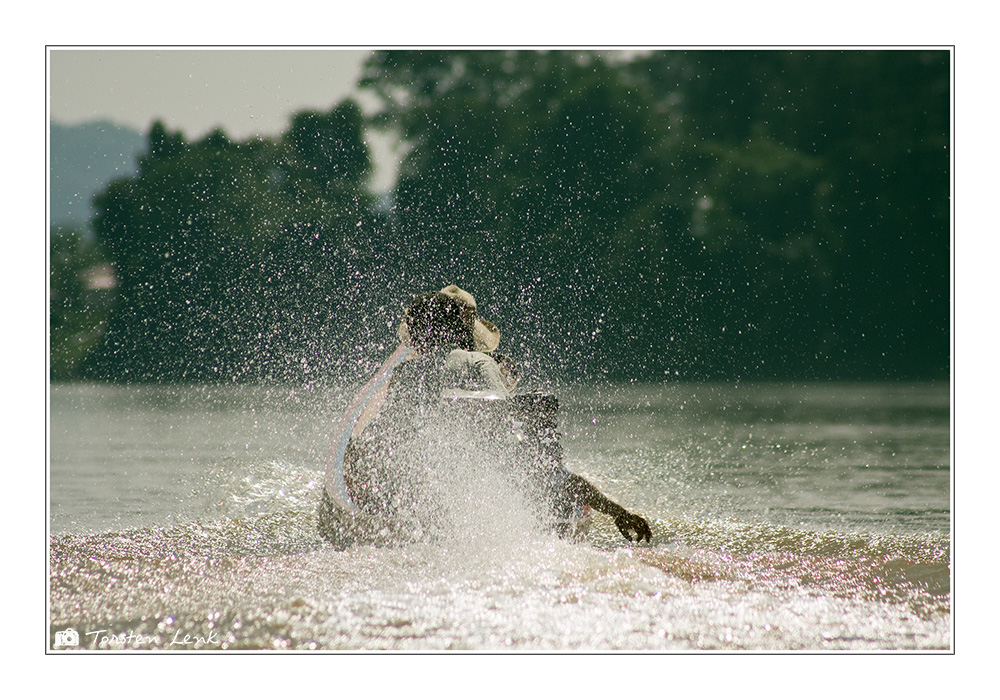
[379,347,510,415]
[345,292,511,526]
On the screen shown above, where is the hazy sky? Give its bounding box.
[48,48,399,190]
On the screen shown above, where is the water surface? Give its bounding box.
[48,381,951,651]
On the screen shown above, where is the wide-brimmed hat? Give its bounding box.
[398,284,500,352]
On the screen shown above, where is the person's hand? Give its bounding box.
[613,510,652,543]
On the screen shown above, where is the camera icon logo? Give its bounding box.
[54,628,80,647]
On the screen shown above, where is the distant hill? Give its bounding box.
[50,120,146,231]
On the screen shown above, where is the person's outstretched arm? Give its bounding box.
[564,473,652,543]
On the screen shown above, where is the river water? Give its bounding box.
[48,381,951,652]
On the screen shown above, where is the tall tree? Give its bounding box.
[91,101,377,383]
[360,50,700,378]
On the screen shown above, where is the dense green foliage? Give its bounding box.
[50,49,950,383]
[49,227,113,380]
[86,103,378,382]
[358,50,950,381]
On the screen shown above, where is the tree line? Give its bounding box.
[50,49,950,384]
